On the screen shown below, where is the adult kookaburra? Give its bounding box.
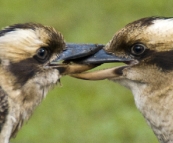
[71,17,173,143]
[0,23,102,143]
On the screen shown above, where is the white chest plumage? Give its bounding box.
[115,78,173,143]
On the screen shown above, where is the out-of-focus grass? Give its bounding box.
[0,0,172,142]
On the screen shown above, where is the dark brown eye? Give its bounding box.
[131,44,146,55]
[37,48,48,60]
[34,47,50,63]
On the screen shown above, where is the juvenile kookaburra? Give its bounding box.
[0,23,102,143]
[71,17,173,143]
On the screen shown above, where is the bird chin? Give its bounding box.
[69,60,138,80]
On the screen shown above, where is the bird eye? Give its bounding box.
[34,47,50,63]
[131,44,146,55]
[36,47,48,60]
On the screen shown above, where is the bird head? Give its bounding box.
[0,23,102,89]
[71,17,173,89]
[0,23,65,88]
[0,23,104,139]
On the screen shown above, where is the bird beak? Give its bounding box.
[72,49,131,64]
[69,48,135,80]
[49,43,104,75]
[56,43,103,61]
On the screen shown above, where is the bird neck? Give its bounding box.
[119,78,173,143]
[0,68,60,138]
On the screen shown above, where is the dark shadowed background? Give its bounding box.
[2,0,172,142]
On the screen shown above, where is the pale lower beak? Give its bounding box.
[68,48,134,80]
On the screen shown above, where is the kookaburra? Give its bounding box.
[0,23,102,143]
[71,17,173,143]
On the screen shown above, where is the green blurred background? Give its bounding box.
[1,0,172,142]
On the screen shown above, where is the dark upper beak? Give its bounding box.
[73,48,132,64]
[52,43,132,65]
[54,43,104,62]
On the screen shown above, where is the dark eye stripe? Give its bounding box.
[144,50,173,71]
